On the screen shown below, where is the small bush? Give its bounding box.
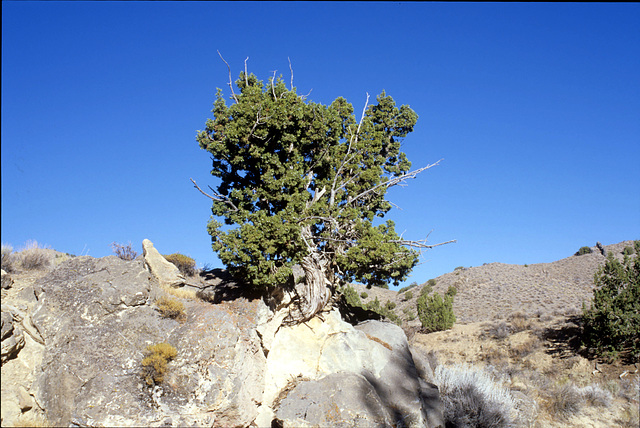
[420,283,433,297]
[622,246,635,256]
[155,295,186,320]
[341,285,362,307]
[141,342,177,385]
[164,253,196,277]
[19,240,51,270]
[486,321,511,340]
[398,281,418,294]
[417,289,456,333]
[434,364,516,428]
[360,291,368,299]
[579,384,613,407]
[546,383,584,419]
[111,241,138,261]
[575,246,593,256]
[1,244,15,272]
[404,291,413,300]
[582,240,640,359]
[403,307,416,321]
[385,301,396,310]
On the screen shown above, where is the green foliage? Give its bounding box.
[164,253,196,276]
[155,295,186,320]
[341,285,362,307]
[420,283,433,298]
[111,241,138,261]
[385,301,396,310]
[360,291,368,299]
[398,281,419,294]
[404,291,413,300]
[141,343,177,385]
[417,289,456,333]
[582,241,640,359]
[197,70,422,292]
[365,297,400,324]
[622,246,635,256]
[575,246,593,256]
[403,307,416,321]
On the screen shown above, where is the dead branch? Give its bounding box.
[349,160,442,205]
[190,178,238,212]
[391,238,457,249]
[217,51,239,104]
[244,56,249,86]
[288,57,294,91]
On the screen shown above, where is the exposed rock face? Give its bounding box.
[142,239,185,288]
[2,250,442,427]
[258,309,444,427]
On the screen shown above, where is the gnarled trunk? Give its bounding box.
[282,252,333,325]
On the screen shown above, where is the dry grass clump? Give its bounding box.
[18,240,51,271]
[164,285,197,300]
[1,243,16,272]
[507,311,531,333]
[543,382,584,419]
[163,253,196,277]
[155,295,186,320]
[111,241,138,261]
[509,337,541,359]
[485,321,511,340]
[141,342,177,385]
[434,364,516,428]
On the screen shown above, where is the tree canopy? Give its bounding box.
[195,66,450,323]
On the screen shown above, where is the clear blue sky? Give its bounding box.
[2,2,639,289]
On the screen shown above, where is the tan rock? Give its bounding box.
[141,239,185,288]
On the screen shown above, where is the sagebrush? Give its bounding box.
[163,253,196,276]
[141,342,177,385]
[111,242,138,261]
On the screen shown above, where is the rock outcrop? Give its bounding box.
[142,239,185,288]
[1,248,442,427]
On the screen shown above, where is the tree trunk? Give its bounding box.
[282,252,332,325]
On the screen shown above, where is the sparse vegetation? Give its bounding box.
[434,364,516,428]
[111,241,138,261]
[19,240,51,270]
[141,342,177,385]
[155,295,186,320]
[622,245,635,256]
[417,286,456,333]
[360,291,368,299]
[575,246,593,256]
[164,253,196,277]
[398,281,419,294]
[582,240,640,360]
[404,290,413,300]
[1,243,15,272]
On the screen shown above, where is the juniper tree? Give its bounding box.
[195,60,452,324]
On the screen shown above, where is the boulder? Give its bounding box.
[258,309,444,427]
[1,269,13,289]
[142,239,185,288]
[1,309,25,364]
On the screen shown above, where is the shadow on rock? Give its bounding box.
[197,268,262,304]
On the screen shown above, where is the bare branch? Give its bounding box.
[190,178,238,212]
[288,57,294,91]
[391,238,457,249]
[271,70,277,99]
[244,56,249,86]
[349,160,442,205]
[217,50,239,104]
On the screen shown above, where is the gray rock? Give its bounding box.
[1,269,13,289]
[275,373,395,427]
[1,309,25,364]
[142,239,185,289]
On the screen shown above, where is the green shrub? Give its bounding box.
[341,285,362,307]
[385,301,396,310]
[403,307,416,321]
[417,289,456,333]
[404,291,413,300]
[360,292,368,299]
[582,241,640,360]
[575,246,593,256]
[111,241,138,261]
[420,283,433,298]
[141,342,177,385]
[155,295,186,320]
[164,253,196,276]
[622,246,635,256]
[398,281,419,294]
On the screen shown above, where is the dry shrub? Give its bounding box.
[486,321,511,340]
[1,243,15,272]
[163,253,196,277]
[434,364,516,428]
[509,337,541,359]
[19,240,51,271]
[508,312,531,333]
[164,286,197,300]
[155,295,185,320]
[544,382,584,419]
[579,384,613,407]
[141,342,177,385]
[111,241,138,261]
